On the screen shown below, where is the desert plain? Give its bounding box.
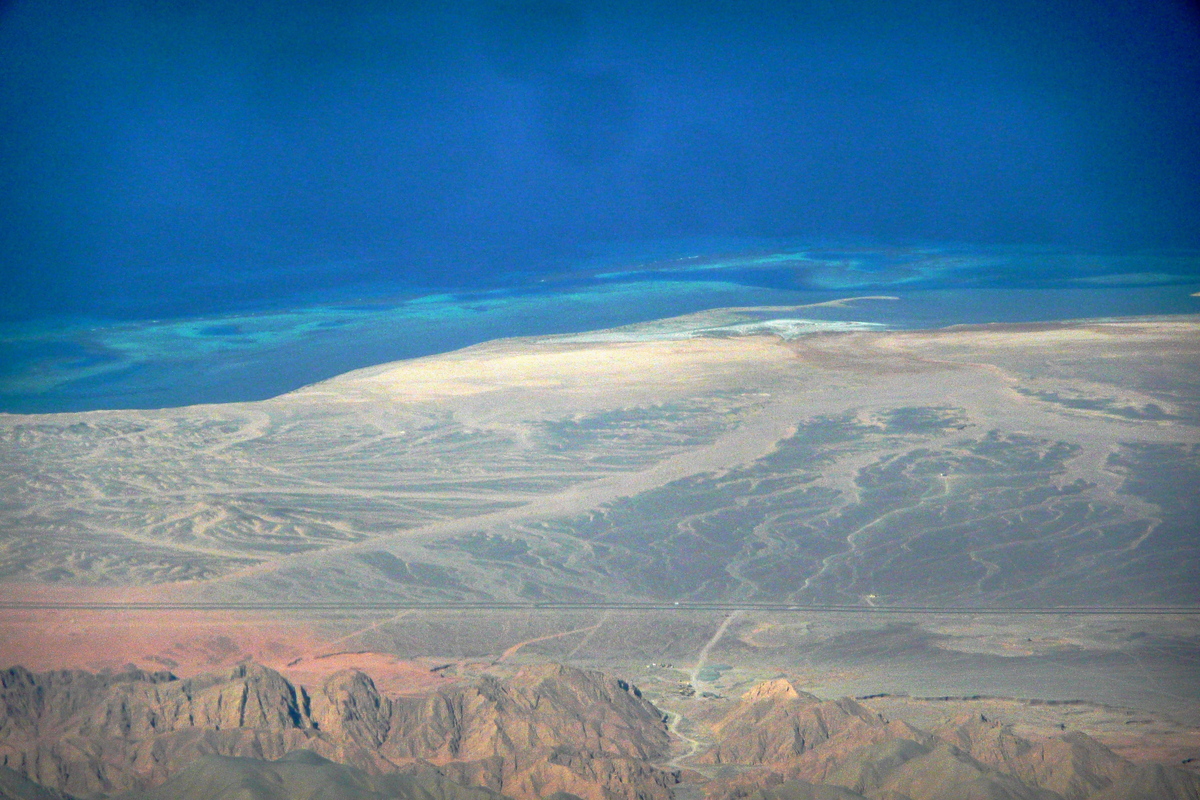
[2,305,1199,799]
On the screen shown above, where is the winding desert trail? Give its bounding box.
[690,610,742,685]
[663,609,745,788]
[497,619,607,663]
[664,710,706,774]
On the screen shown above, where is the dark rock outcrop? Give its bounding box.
[0,765,75,800]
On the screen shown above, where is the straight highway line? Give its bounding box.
[2,601,1198,615]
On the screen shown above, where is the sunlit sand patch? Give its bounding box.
[883,318,1200,350]
[929,637,1051,658]
[736,621,814,648]
[301,335,790,402]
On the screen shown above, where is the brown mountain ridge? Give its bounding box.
[0,662,672,800]
[2,664,1199,800]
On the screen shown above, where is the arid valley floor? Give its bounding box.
[2,306,1199,799]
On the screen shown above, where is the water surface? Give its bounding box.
[2,243,1197,414]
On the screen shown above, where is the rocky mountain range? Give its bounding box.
[0,661,671,800]
[1,663,1198,800]
[698,677,1200,800]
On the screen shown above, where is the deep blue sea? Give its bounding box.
[2,242,1198,414]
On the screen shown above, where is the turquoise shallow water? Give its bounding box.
[3,244,1198,414]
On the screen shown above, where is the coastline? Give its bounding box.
[3,242,1200,414]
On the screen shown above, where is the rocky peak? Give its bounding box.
[311,668,390,747]
[740,679,817,705]
[385,664,669,765]
[70,661,312,739]
[701,684,885,767]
